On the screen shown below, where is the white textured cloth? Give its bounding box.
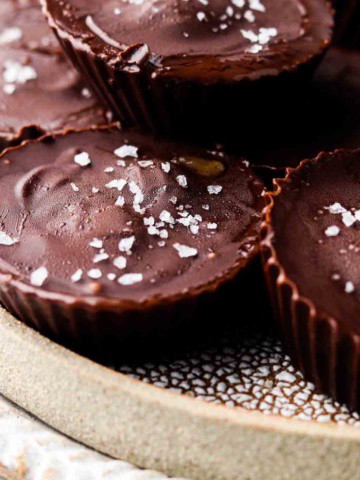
[0,395,186,480]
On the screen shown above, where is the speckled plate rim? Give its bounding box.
[0,306,359,480]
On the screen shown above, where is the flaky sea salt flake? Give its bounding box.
[93,252,109,263]
[176,175,187,188]
[74,151,91,167]
[115,195,125,207]
[114,145,138,158]
[118,236,135,253]
[89,238,103,249]
[173,243,198,258]
[345,281,355,294]
[30,267,48,287]
[3,60,37,84]
[88,268,102,279]
[118,273,143,285]
[325,225,340,237]
[71,269,83,282]
[326,202,346,214]
[342,211,356,227]
[0,231,18,245]
[105,178,126,191]
[161,162,171,173]
[160,210,175,224]
[138,160,153,168]
[113,256,127,270]
[0,27,23,45]
[207,223,218,230]
[3,84,15,95]
[207,185,222,195]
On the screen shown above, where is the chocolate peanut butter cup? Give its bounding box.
[261,149,360,410]
[42,0,333,138]
[0,1,106,149]
[0,126,265,353]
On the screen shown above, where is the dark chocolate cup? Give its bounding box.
[0,253,267,360]
[41,0,333,142]
[261,161,360,411]
[333,0,360,48]
[0,129,267,359]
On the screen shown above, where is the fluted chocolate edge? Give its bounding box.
[260,153,360,411]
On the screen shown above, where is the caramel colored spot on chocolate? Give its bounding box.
[178,156,225,177]
[89,282,102,294]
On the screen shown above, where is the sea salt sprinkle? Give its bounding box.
[106,178,127,191]
[118,273,143,285]
[3,84,15,95]
[345,281,355,294]
[114,145,138,158]
[3,60,37,94]
[115,195,125,207]
[325,225,340,237]
[176,175,187,188]
[89,238,103,249]
[207,185,223,195]
[321,202,359,296]
[173,243,198,258]
[207,223,218,230]
[118,236,135,254]
[30,142,230,292]
[161,162,171,173]
[113,256,127,270]
[0,231,18,246]
[0,27,23,45]
[74,151,91,167]
[189,0,273,46]
[71,269,83,283]
[93,252,109,263]
[30,267,48,287]
[3,60,37,84]
[325,202,360,228]
[88,268,102,279]
[138,160,153,168]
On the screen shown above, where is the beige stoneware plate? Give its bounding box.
[0,306,360,480]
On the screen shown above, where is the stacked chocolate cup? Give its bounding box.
[0,0,359,409]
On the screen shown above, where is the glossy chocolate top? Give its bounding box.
[270,150,360,333]
[0,1,105,146]
[0,127,264,303]
[43,0,333,80]
[248,47,360,168]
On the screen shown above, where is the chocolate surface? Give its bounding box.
[245,47,360,168]
[0,0,60,54]
[44,0,333,81]
[0,127,264,302]
[0,1,105,147]
[270,150,360,334]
